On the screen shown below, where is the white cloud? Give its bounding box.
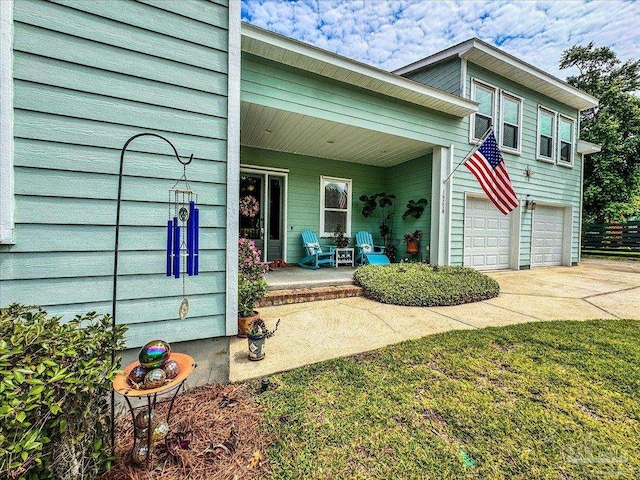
[242,0,640,81]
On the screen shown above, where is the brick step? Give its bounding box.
[257,285,364,307]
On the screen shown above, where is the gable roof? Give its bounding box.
[394,38,598,111]
[241,23,477,118]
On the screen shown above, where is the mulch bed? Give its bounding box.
[101,383,272,480]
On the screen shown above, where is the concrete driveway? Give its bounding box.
[230,259,640,382]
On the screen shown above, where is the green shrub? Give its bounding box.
[353,264,499,306]
[0,304,127,480]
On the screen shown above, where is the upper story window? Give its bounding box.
[471,80,497,141]
[500,92,522,152]
[558,116,574,166]
[537,107,556,162]
[320,176,351,237]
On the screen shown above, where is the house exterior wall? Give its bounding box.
[241,146,387,263]
[385,154,433,255]
[404,60,583,268]
[0,0,234,350]
[242,53,469,147]
[450,63,582,267]
[403,58,462,96]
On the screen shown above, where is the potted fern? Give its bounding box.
[247,318,280,361]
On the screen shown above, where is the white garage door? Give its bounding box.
[464,197,511,270]
[532,206,564,267]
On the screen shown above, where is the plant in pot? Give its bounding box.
[237,237,268,338]
[332,224,350,248]
[403,230,422,254]
[247,318,280,361]
[359,192,396,261]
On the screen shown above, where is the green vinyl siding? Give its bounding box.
[0,0,231,347]
[241,147,386,263]
[242,147,435,263]
[402,59,462,96]
[386,154,433,254]
[449,63,582,267]
[242,53,469,147]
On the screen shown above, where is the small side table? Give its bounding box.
[113,353,196,466]
[334,247,354,267]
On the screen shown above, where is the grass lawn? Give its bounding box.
[257,320,640,479]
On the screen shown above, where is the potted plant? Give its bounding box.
[247,318,280,361]
[332,224,350,248]
[403,230,422,254]
[237,237,268,338]
[359,192,396,261]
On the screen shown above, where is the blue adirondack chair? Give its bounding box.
[298,230,336,269]
[355,231,390,265]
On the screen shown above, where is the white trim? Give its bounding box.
[430,147,450,265]
[557,115,575,167]
[240,166,289,262]
[446,144,454,266]
[510,202,522,270]
[499,90,523,155]
[0,0,14,245]
[394,38,598,111]
[530,203,573,267]
[577,139,601,155]
[319,175,352,238]
[225,0,241,335]
[578,153,585,262]
[240,163,289,174]
[460,58,468,99]
[242,23,477,118]
[469,78,497,144]
[536,106,557,163]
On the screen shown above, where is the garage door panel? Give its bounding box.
[532,206,565,267]
[464,197,511,271]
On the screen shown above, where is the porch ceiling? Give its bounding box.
[241,102,434,167]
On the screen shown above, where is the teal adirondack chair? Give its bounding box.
[355,231,390,265]
[298,230,335,269]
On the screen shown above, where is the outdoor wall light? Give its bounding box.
[525,195,537,211]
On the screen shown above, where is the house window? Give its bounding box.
[558,116,574,165]
[500,92,522,152]
[537,107,556,162]
[471,80,497,141]
[320,176,351,237]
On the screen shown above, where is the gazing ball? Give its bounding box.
[134,410,155,430]
[144,368,166,389]
[131,442,150,465]
[151,420,170,442]
[163,359,180,380]
[127,365,148,386]
[138,340,171,369]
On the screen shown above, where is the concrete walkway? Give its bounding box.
[229,260,640,382]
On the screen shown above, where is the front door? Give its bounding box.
[240,171,286,262]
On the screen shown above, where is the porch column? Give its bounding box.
[430,146,452,266]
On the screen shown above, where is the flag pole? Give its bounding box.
[442,126,493,184]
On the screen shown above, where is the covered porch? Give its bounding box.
[238,23,477,270]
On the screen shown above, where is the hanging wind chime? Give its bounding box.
[166,163,199,320]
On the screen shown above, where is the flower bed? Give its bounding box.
[353,264,499,306]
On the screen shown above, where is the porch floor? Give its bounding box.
[264,265,357,290]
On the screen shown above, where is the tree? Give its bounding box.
[559,43,640,223]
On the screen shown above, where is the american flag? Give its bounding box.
[464,132,519,215]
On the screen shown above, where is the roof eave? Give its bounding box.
[241,23,477,118]
[395,38,599,111]
[577,139,602,155]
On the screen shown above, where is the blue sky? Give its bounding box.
[241,0,640,81]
